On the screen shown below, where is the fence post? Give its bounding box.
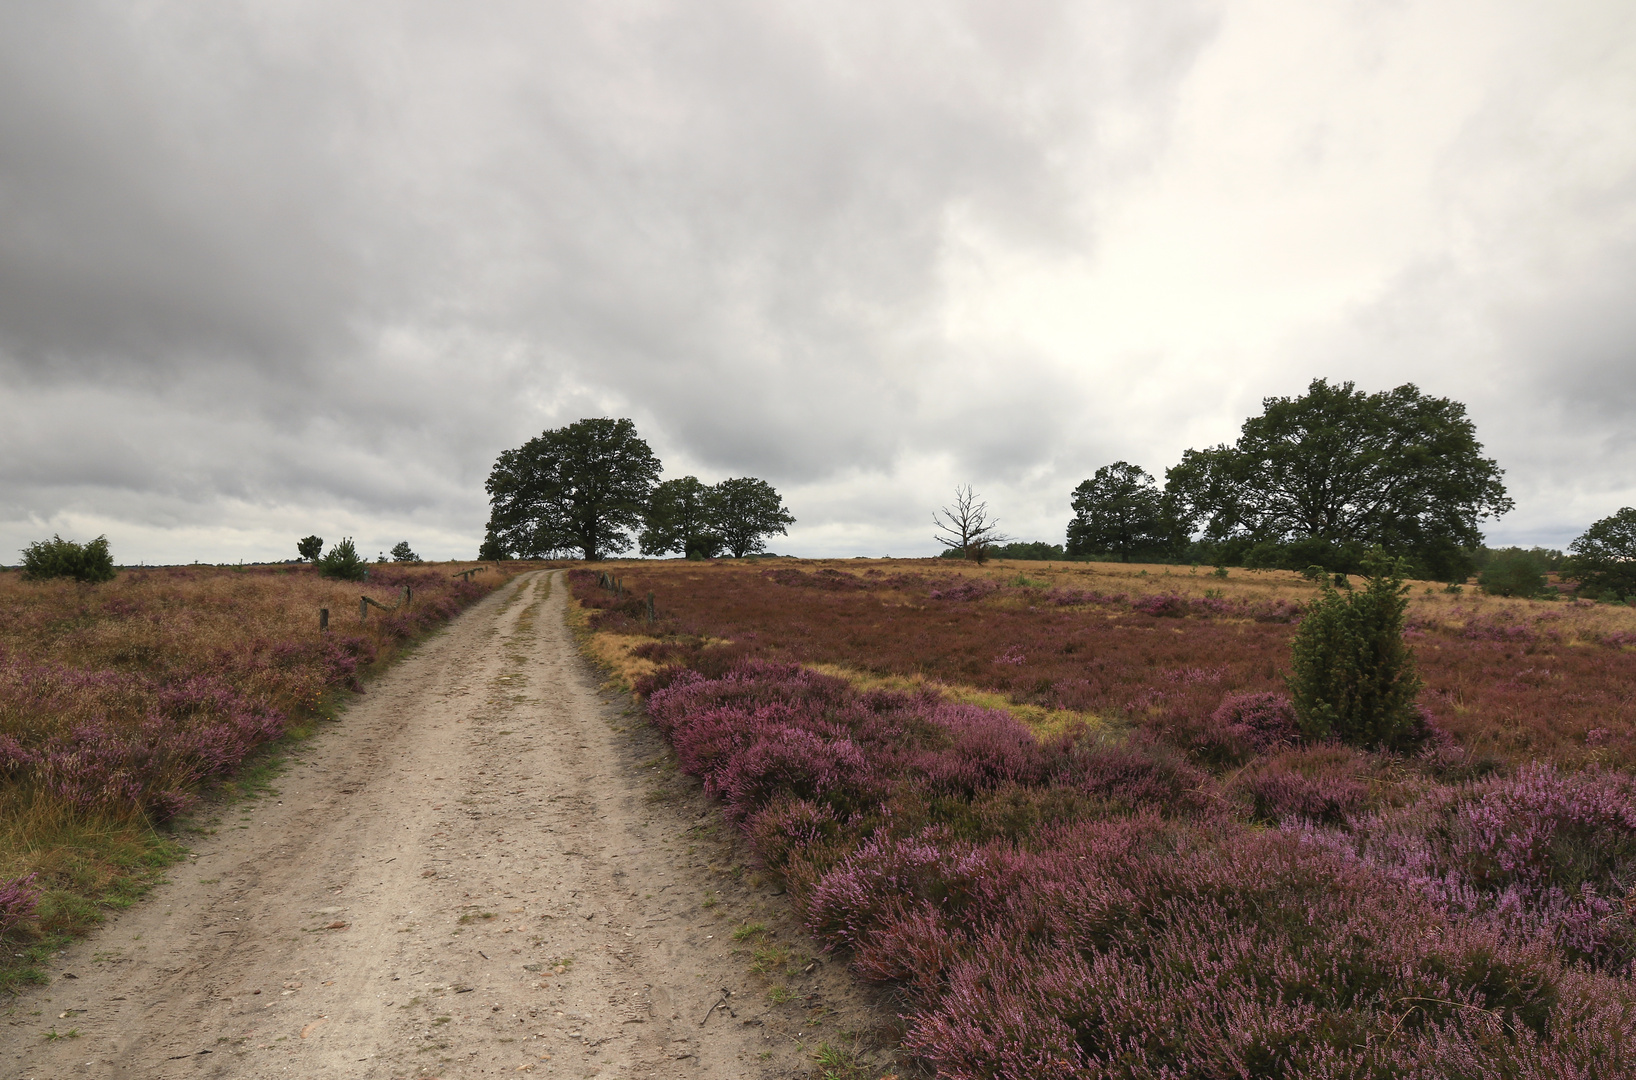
[646,591,656,623]
[360,596,368,623]
[320,607,329,631]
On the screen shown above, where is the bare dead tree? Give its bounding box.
[933,484,1011,564]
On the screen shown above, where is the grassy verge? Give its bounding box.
[0,566,534,991]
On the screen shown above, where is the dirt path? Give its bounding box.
[2,571,893,1079]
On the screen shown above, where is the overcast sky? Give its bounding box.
[2,1,1632,563]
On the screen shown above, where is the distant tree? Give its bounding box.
[1066,462,1173,562]
[390,541,420,563]
[478,525,511,561]
[1569,507,1636,600]
[1287,549,1423,749]
[297,535,324,562]
[1477,548,1548,597]
[485,418,662,561]
[934,485,1010,564]
[640,477,724,559]
[318,537,369,581]
[713,478,795,559]
[1165,379,1512,580]
[20,535,116,583]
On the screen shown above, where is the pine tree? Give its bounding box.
[1288,548,1423,749]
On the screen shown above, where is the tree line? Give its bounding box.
[1060,378,1634,598]
[481,418,794,561]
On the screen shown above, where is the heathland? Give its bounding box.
[0,560,512,985]
[574,557,1636,1079]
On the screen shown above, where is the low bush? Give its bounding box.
[1288,550,1424,749]
[0,561,507,965]
[1335,763,1636,969]
[318,537,369,581]
[621,653,1636,1075]
[20,535,115,584]
[0,874,39,935]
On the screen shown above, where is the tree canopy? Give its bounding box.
[485,418,661,560]
[1477,548,1548,597]
[640,476,724,559]
[1164,379,1511,579]
[712,477,795,558]
[1066,461,1173,561]
[1569,507,1636,600]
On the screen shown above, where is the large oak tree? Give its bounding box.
[639,476,724,559]
[1569,507,1636,600]
[712,477,795,558]
[484,418,661,560]
[1164,379,1511,578]
[1067,461,1173,561]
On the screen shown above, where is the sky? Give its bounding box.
[1,1,1633,563]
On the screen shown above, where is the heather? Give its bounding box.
[573,560,1636,1077]
[575,560,1636,768]
[0,560,512,968]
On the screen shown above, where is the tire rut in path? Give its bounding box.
[2,570,888,1079]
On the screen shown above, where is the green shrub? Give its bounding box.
[297,535,323,561]
[390,541,419,562]
[20,535,116,583]
[318,537,369,581]
[1287,549,1422,749]
[1478,548,1548,597]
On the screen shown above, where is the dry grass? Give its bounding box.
[0,560,535,983]
[574,557,1636,768]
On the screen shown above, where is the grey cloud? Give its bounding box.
[8,1,1627,562]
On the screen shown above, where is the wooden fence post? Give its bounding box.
[320,607,329,631]
[360,596,368,623]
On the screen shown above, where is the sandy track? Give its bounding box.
[2,571,889,1079]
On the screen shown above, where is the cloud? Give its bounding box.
[0,0,1631,561]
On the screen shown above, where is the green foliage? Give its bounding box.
[296,535,323,562]
[477,524,511,561]
[1477,548,1548,597]
[1569,507,1636,601]
[1164,379,1511,581]
[318,537,369,581]
[1473,544,1566,572]
[389,541,419,563]
[485,417,662,560]
[1287,549,1423,750]
[712,477,795,559]
[1066,461,1175,562]
[20,535,116,583]
[640,476,724,558]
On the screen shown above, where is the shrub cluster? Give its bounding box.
[20,535,115,584]
[0,563,496,823]
[631,658,1636,1077]
[584,560,1636,767]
